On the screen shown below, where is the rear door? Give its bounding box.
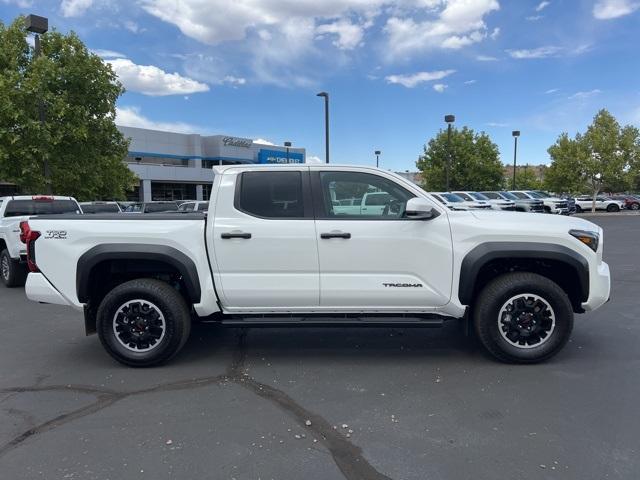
[311,168,453,309]
[211,167,319,311]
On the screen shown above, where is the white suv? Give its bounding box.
[429,192,488,210]
[574,196,624,212]
[453,191,516,211]
[510,191,569,214]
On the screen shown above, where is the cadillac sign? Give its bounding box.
[222,136,253,148]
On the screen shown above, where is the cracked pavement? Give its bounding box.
[1,216,639,479]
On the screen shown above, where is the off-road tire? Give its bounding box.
[1,249,27,288]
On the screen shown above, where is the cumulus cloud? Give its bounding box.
[385,70,455,88]
[536,1,551,12]
[433,83,447,93]
[91,49,127,59]
[2,0,33,7]
[593,0,640,19]
[115,106,201,133]
[253,138,275,145]
[316,19,365,50]
[107,58,209,96]
[506,46,563,59]
[306,155,323,164]
[60,0,93,17]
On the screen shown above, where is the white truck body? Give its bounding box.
[22,165,611,365]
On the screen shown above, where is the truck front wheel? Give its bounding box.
[96,278,191,367]
[473,272,573,363]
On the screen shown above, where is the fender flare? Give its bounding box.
[458,242,589,305]
[76,244,201,303]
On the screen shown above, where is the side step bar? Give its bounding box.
[200,314,448,328]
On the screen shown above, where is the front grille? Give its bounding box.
[501,206,516,211]
[531,205,544,212]
[556,202,568,209]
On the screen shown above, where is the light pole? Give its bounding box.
[374,150,381,168]
[512,130,520,190]
[316,92,329,163]
[444,115,455,191]
[26,14,51,194]
[284,141,292,163]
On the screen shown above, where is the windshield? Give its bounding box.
[526,191,544,199]
[498,191,518,200]
[4,199,80,217]
[441,193,465,202]
[510,192,530,199]
[481,192,500,199]
[469,192,489,200]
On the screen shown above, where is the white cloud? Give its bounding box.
[115,106,201,133]
[490,27,500,39]
[568,89,602,100]
[60,0,93,17]
[526,15,543,21]
[316,19,365,50]
[306,155,323,164]
[253,138,275,145]
[464,79,477,84]
[124,20,141,33]
[385,69,455,88]
[544,88,559,94]
[91,49,127,59]
[536,1,551,12]
[384,0,500,56]
[108,58,210,96]
[486,122,508,127]
[433,83,447,93]
[2,0,33,7]
[476,54,498,61]
[593,0,640,19]
[506,46,562,59]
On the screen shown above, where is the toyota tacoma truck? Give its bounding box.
[22,165,611,367]
[1,195,82,287]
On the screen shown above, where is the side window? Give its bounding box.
[237,171,305,218]
[197,203,209,212]
[179,203,195,212]
[319,172,414,218]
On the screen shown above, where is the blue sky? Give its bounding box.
[2,0,640,171]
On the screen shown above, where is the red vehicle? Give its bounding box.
[610,195,640,210]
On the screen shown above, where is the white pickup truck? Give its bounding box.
[22,165,611,367]
[0,195,82,287]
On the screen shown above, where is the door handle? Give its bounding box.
[320,232,351,239]
[221,232,252,239]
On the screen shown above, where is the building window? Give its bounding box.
[151,182,197,201]
[127,156,190,167]
[202,183,212,201]
[126,185,140,202]
[202,159,250,169]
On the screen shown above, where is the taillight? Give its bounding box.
[20,221,41,272]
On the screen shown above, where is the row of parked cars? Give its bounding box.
[79,200,209,214]
[429,190,640,214]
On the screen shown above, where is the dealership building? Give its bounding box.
[119,126,306,202]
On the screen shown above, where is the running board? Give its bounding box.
[202,314,447,328]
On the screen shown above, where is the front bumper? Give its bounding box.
[581,261,611,312]
[25,272,73,307]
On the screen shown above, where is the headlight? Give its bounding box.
[569,229,599,252]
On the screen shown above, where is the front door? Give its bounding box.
[211,168,319,311]
[311,169,453,310]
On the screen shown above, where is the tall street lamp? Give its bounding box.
[444,115,455,191]
[284,141,292,163]
[316,92,329,163]
[374,150,381,168]
[512,130,520,190]
[26,14,51,194]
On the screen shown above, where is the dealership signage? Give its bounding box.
[222,136,253,148]
[258,149,304,164]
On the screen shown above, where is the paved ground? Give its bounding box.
[1,216,638,480]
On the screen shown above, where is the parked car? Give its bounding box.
[431,192,492,210]
[533,191,576,214]
[510,191,569,214]
[480,191,545,213]
[178,201,209,212]
[23,164,610,366]
[0,195,82,287]
[123,201,180,213]
[608,195,640,210]
[80,201,122,214]
[452,191,515,211]
[574,196,625,212]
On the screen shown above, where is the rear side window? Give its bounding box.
[238,171,304,218]
[178,203,195,212]
[82,204,120,214]
[197,203,209,212]
[4,199,80,217]
[145,203,179,213]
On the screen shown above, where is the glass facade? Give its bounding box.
[151,182,197,201]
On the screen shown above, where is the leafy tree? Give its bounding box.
[417,126,504,191]
[513,166,542,190]
[546,110,640,211]
[0,17,137,200]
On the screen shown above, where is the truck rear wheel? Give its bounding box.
[1,249,27,288]
[473,272,573,363]
[96,278,191,367]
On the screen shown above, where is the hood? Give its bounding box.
[469,209,598,231]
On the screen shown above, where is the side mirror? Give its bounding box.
[405,197,439,220]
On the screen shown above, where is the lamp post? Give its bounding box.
[512,130,520,190]
[444,115,455,191]
[284,141,292,163]
[374,150,381,168]
[316,92,329,163]
[26,14,51,194]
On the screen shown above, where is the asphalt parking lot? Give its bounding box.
[1,215,638,480]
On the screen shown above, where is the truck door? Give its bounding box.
[211,167,319,311]
[311,169,453,309]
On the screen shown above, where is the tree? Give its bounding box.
[513,166,542,190]
[0,17,137,200]
[417,126,504,191]
[546,110,640,211]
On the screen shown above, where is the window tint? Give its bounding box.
[442,193,464,202]
[238,171,304,218]
[511,192,529,199]
[480,192,500,199]
[197,203,209,212]
[454,192,473,201]
[81,203,120,214]
[469,192,489,200]
[4,199,80,217]
[319,171,413,218]
[145,202,179,213]
[178,203,195,212]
